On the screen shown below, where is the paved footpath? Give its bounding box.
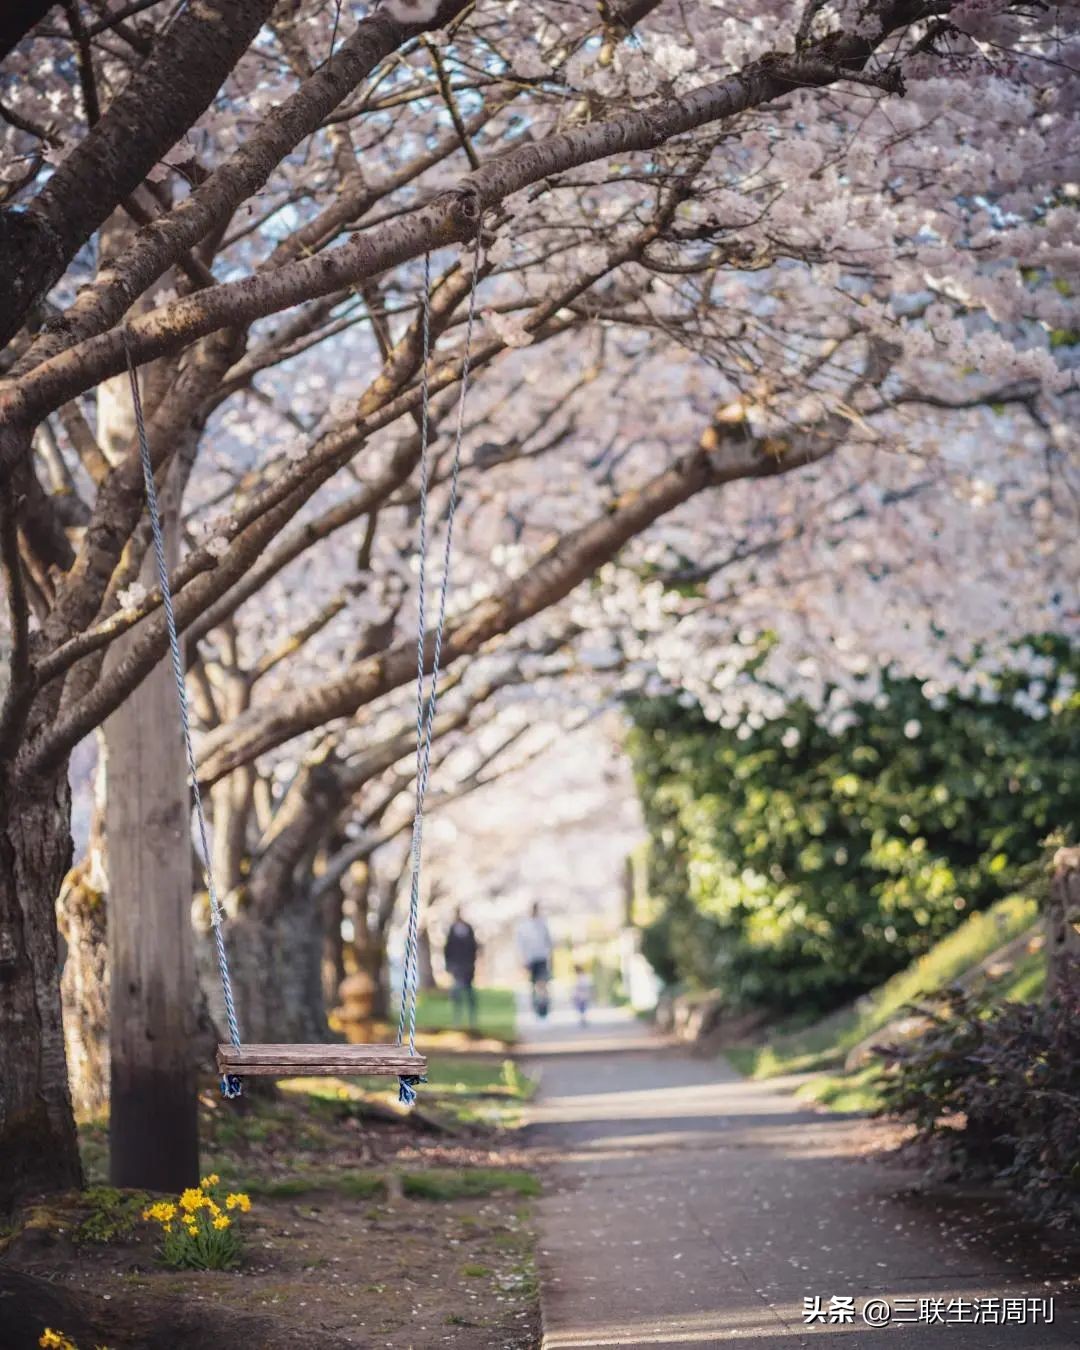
[520,1005,1080,1350]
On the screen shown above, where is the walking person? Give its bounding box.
[516,902,554,1019]
[572,963,592,1028]
[443,907,479,1029]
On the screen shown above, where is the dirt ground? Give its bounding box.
[1,1059,542,1350]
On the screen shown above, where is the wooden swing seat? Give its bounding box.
[216,1043,427,1078]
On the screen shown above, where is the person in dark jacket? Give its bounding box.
[444,908,479,1028]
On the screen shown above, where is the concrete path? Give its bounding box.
[521,1005,1080,1349]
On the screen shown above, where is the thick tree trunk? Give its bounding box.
[349,929,390,1026]
[101,354,198,1188]
[0,765,83,1209]
[213,901,329,1044]
[0,2,56,61]
[209,752,342,1044]
[57,758,110,1119]
[104,672,199,1188]
[322,883,346,1012]
[57,862,110,1118]
[1046,845,1080,1001]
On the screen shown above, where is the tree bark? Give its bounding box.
[350,930,389,1026]
[0,0,277,349]
[0,763,82,1209]
[57,789,110,1119]
[1046,845,1080,1001]
[321,878,346,1013]
[234,901,328,1043]
[417,921,436,993]
[102,423,199,1189]
[0,2,56,61]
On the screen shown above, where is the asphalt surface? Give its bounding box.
[521,1004,1080,1350]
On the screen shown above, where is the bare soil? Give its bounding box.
[1,1067,541,1350]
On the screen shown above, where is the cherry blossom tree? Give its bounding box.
[0,0,1076,1204]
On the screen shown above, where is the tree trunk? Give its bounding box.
[322,883,346,1013]
[57,857,110,1118]
[101,352,198,1188]
[350,928,389,1026]
[417,922,436,992]
[1046,845,1080,1001]
[104,682,199,1188]
[0,764,83,1209]
[209,752,342,1044]
[211,900,329,1044]
[57,755,110,1119]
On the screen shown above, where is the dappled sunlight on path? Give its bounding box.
[521,1006,1080,1350]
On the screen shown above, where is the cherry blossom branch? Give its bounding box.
[0,0,929,433]
[14,0,478,373]
[0,0,279,348]
[185,412,844,787]
[31,217,647,698]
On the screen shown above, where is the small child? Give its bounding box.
[572,964,592,1027]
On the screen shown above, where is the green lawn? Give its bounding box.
[423,1056,533,1098]
[732,894,1041,1081]
[240,1166,537,1202]
[400,1168,539,1201]
[796,1064,886,1113]
[280,1052,534,1127]
[409,987,518,1043]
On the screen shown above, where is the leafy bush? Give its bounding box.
[73,1186,149,1245]
[627,637,1079,1013]
[878,970,1080,1228]
[737,894,1040,1078]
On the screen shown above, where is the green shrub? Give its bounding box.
[738,894,1040,1078]
[877,968,1080,1228]
[74,1186,149,1245]
[628,636,1079,1014]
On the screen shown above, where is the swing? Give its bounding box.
[126,219,483,1106]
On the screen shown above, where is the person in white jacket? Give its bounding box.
[516,903,553,1016]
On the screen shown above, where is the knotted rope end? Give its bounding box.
[398,1073,426,1106]
[221,1074,243,1100]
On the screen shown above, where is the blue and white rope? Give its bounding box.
[396,220,484,1104]
[123,331,243,1101]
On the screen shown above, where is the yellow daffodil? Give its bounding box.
[146,1178,248,1269]
[39,1332,75,1350]
[142,1201,177,1224]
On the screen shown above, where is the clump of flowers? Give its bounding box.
[141,1173,251,1269]
[38,1333,110,1350]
